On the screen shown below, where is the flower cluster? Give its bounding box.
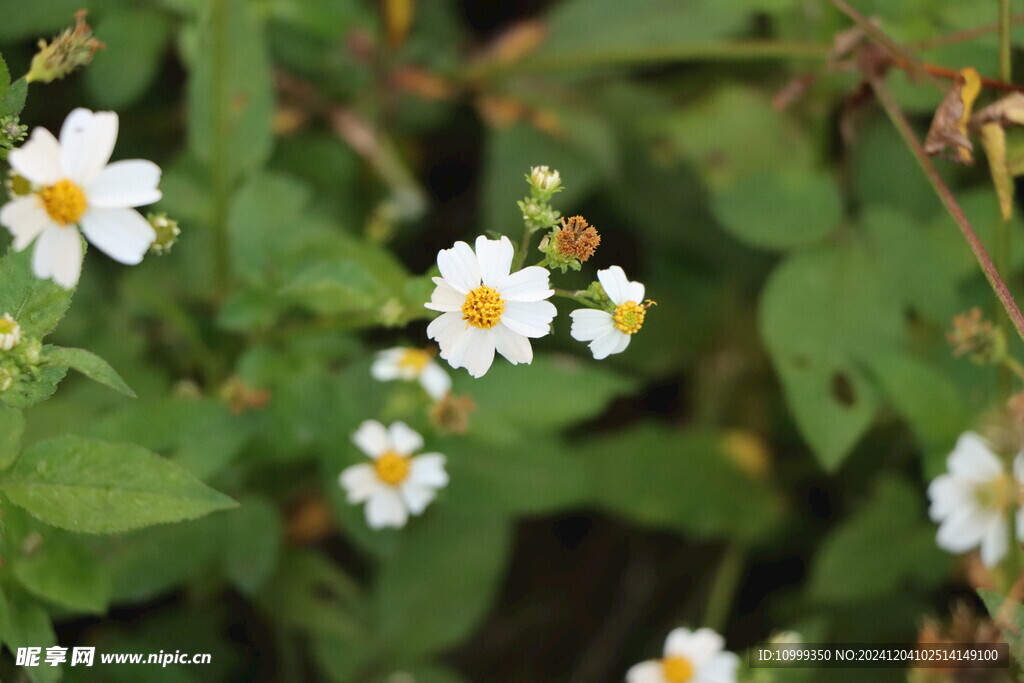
[627,627,738,683]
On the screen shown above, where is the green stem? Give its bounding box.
[703,543,746,633]
[553,288,601,309]
[514,226,537,271]
[1000,0,1014,83]
[210,0,231,298]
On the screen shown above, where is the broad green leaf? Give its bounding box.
[222,496,281,595]
[45,346,136,397]
[4,590,58,683]
[0,435,237,534]
[228,172,312,284]
[12,538,112,614]
[0,248,74,338]
[374,510,511,658]
[586,423,782,539]
[808,477,948,603]
[0,78,27,118]
[0,404,24,470]
[1,366,68,410]
[0,53,10,94]
[85,8,173,108]
[187,0,274,184]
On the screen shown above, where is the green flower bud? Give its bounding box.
[0,116,26,150]
[147,213,180,255]
[526,165,563,201]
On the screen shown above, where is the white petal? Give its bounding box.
[371,351,403,381]
[427,311,468,355]
[625,660,666,683]
[419,362,451,400]
[79,207,155,264]
[410,453,449,488]
[493,322,533,365]
[475,235,514,288]
[352,420,392,457]
[339,463,382,503]
[1015,451,1024,483]
[86,159,162,208]
[401,483,437,515]
[667,628,724,667]
[33,226,83,288]
[927,475,971,521]
[589,329,628,360]
[948,432,1004,482]
[0,196,57,251]
[570,309,615,342]
[436,240,480,294]
[598,265,633,305]
[425,277,466,312]
[980,517,1010,567]
[609,331,632,355]
[497,265,553,302]
[388,421,423,455]
[447,326,496,378]
[936,506,993,553]
[60,109,119,185]
[365,489,408,529]
[626,280,646,303]
[8,127,63,186]
[500,300,556,338]
[1018,506,1024,542]
[698,651,739,683]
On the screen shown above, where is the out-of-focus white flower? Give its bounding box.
[626,627,739,683]
[371,347,451,400]
[928,432,1024,567]
[0,314,21,351]
[339,420,448,529]
[0,108,162,288]
[570,266,650,360]
[425,235,556,378]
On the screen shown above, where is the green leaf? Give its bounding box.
[0,78,26,118]
[808,477,948,603]
[4,590,58,683]
[222,496,281,595]
[1,366,68,410]
[0,404,24,470]
[12,537,112,614]
[0,435,237,534]
[0,248,74,338]
[0,585,11,646]
[0,53,10,94]
[45,346,136,397]
[187,0,274,184]
[374,510,511,658]
[586,423,782,539]
[84,8,173,108]
[227,172,312,284]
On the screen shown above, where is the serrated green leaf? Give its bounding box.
[1,365,68,410]
[0,78,26,118]
[0,435,237,534]
[0,53,10,94]
[12,538,112,614]
[4,590,58,683]
[0,404,24,470]
[46,346,135,397]
[0,248,74,338]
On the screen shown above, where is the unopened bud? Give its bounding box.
[517,198,559,231]
[26,10,104,84]
[147,213,180,255]
[0,117,26,150]
[527,165,562,199]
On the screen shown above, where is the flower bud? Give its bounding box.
[527,165,562,199]
[0,116,26,150]
[517,198,560,231]
[147,213,180,255]
[25,10,104,84]
[0,314,21,351]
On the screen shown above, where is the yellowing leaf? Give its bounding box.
[925,67,981,164]
[979,121,1015,220]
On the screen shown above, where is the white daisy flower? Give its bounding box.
[627,627,739,683]
[371,347,452,400]
[569,266,650,360]
[339,420,449,529]
[928,431,1024,567]
[425,235,556,378]
[0,108,162,288]
[0,314,21,351]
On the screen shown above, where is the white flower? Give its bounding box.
[570,266,649,360]
[425,235,556,378]
[339,420,449,529]
[928,432,1024,567]
[0,314,20,351]
[0,108,162,288]
[371,347,451,400]
[627,627,738,683]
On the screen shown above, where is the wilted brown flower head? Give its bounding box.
[430,392,476,435]
[26,10,105,84]
[909,601,1011,683]
[554,215,600,263]
[947,308,1004,364]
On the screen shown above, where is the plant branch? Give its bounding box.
[703,542,746,633]
[868,73,1024,344]
[909,13,1024,51]
[1000,0,1014,84]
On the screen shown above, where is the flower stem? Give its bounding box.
[703,542,746,633]
[867,73,1024,344]
[553,288,601,309]
[514,225,536,271]
[210,0,231,298]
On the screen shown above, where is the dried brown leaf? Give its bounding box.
[924,67,982,164]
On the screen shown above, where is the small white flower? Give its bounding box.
[928,432,1024,567]
[0,108,162,288]
[570,266,649,360]
[371,347,451,400]
[425,235,556,378]
[0,314,21,351]
[529,165,561,192]
[626,627,738,683]
[339,420,449,529]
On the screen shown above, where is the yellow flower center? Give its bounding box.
[374,450,411,486]
[974,474,1019,511]
[39,179,87,226]
[661,656,695,683]
[613,301,646,335]
[0,318,17,335]
[397,349,431,373]
[462,285,505,330]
